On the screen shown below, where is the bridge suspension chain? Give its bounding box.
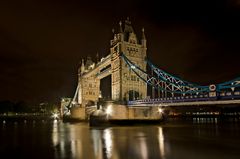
[121,53,208,95]
[121,53,240,96]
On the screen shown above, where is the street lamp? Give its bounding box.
[106,105,112,115]
[158,108,163,113]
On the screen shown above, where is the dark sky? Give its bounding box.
[0,0,240,104]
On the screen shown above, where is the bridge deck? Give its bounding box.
[129,99,240,107]
[128,93,240,107]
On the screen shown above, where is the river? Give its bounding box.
[0,118,240,159]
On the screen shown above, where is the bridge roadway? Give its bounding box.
[128,93,240,107]
[128,99,240,107]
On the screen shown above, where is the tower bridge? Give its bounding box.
[65,18,240,120]
[74,18,147,107]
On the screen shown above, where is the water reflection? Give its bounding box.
[46,120,240,159]
[2,120,6,129]
[52,120,66,158]
[193,117,218,124]
[158,127,165,159]
[52,125,167,159]
[69,125,82,159]
[91,129,103,158]
[91,126,167,159]
[91,128,114,159]
[52,121,95,159]
[138,132,148,159]
[103,129,113,159]
[52,119,58,147]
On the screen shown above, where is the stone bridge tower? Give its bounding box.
[75,18,147,107]
[111,18,147,101]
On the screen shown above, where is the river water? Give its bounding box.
[0,118,240,159]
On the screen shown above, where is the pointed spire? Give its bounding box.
[124,17,134,33]
[142,28,146,40]
[119,21,123,33]
[96,52,99,63]
[80,59,85,73]
[125,17,131,25]
[78,61,81,75]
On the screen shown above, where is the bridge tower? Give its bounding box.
[77,56,100,107]
[111,18,147,101]
[74,18,148,108]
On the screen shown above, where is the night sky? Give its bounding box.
[0,0,240,104]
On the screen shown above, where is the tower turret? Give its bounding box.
[141,28,147,48]
[80,59,85,74]
[124,17,134,34]
[85,56,94,70]
[119,21,123,33]
[118,21,124,42]
[96,52,99,63]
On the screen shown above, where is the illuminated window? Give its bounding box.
[131,75,136,81]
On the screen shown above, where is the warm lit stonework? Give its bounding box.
[76,18,147,107]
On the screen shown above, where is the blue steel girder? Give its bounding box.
[217,77,240,91]
[120,53,240,95]
[121,53,209,95]
[147,60,205,88]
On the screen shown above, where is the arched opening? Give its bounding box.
[100,75,112,100]
[86,100,95,107]
[128,90,140,101]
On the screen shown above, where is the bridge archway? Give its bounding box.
[85,100,95,107]
[126,90,141,101]
[100,75,112,100]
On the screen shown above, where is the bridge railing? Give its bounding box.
[128,91,240,105]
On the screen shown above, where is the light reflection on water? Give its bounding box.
[158,127,165,159]
[48,120,240,159]
[91,129,103,158]
[193,117,218,124]
[103,128,113,159]
[51,123,168,159]
[52,119,58,147]
[1,119,240,159]
[138,132,148,159]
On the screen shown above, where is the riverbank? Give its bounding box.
[0,114,54,121]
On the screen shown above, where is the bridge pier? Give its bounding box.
[68,102,163,122]
[70,107,86,120]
